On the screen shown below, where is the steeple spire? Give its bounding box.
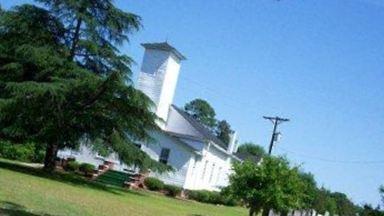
[137,42,186,127]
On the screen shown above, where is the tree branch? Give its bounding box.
[68,17,83,60]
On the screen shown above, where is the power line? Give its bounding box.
[177,75,281,133]
[277,146,384,164]
[176,81,244,111]
[178,75,262,111]
[176,79,262,124]
[177,75,383,165]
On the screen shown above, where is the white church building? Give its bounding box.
[59,42,242,191]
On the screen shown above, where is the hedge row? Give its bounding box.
[0,140,45,163]
[164,184,182,197]
[64,160,95,176]
[143,177,182,197]
[143,177,238,206]
[187,189,238,206]
[144,177,164,191]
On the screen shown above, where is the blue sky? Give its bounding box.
[2,0,384,206]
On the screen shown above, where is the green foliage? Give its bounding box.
[65,161,80,172]
[184,99,235,146]
[359,204,384,216]
[312,187,337,215]
[311,188,358,215]
[215,120,233,145]
[187,190,237,206]
[298,172,317,210]
[37,0,141,63]
[188,190,212,203]
[144,177,164,191]
[237,143,266,157]
[219,187,240,206]
[184,99,217,129]
[300,178,357,216]
[0,1,169,172]
[228,157,304,216]
[202,191,221,204]
[236,143,266,162]
[0,140,45,163]
[331,192,357,216]
[79,163,95,174]
[163,184,182,197]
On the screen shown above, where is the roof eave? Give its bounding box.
[141,42,187,61]
[170,105,229,150]
[207,140,237,157]
[163,131,203,156]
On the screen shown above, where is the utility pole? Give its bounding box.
[263,116,290,155]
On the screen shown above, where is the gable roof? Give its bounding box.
[141,42,187,60]
[165,131,204,142]
[162,131,202,155]
[170,105,229,151]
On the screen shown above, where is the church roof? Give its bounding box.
[163,131,202,154]
[165,131,204,142]
[141,42,187,60]
[170,105,229,151]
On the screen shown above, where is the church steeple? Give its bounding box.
[137,42,186,127]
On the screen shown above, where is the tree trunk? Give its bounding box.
[249,206,255,216]
[262,208,270,216]
[69,17,83,60]
[43,143,59,172]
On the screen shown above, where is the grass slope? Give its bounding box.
[0,159,247,216]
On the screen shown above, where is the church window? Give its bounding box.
[209,163,216,183]
[159,148,170,164]
[216,167,222,184]
[201,160,208,180]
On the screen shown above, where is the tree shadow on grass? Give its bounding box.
[0,159,145,197]
[0,201,55,216]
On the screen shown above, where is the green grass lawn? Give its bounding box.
[0,159,247,216]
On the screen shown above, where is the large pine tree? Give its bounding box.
[0,1,168,172]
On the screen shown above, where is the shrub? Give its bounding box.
[0,141,44,163]
[218,194,238,206]
[144,177,164,191]
[188,190,212,203]
[65,161,80,172]
[34,148,46,163]
[219,187,238,206]
[207,191,222,204]
[79,163,95,174]
[164,184,182,197]
[187,189,238,206]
